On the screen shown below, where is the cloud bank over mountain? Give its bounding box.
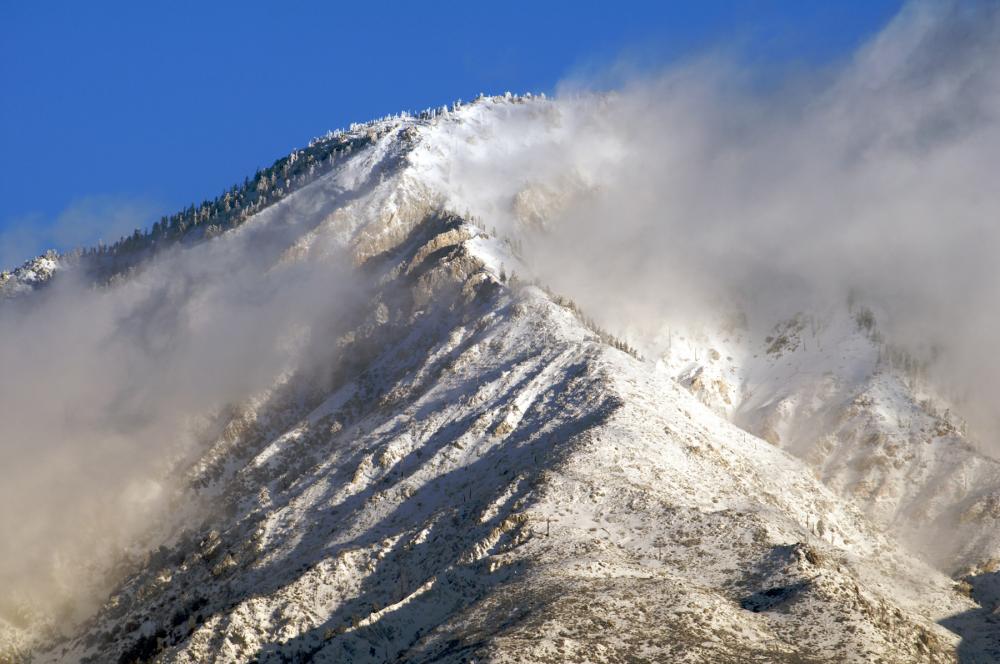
[432,1,1000,442]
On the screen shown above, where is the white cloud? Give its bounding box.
[0,195,157,267]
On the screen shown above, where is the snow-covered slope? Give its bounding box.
[651,303,1000,576]
[4,96,999,663]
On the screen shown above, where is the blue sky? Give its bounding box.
[0,1,903,265]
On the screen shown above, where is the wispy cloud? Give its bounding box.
[0,195,157,267]
[432,1,1000,443]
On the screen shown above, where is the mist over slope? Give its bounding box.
[431,0,1000,448]
[0,172,366,625]
[2,1,1000,662]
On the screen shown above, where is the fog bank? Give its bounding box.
[0,196,360,625]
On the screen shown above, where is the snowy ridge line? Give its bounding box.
[0,92,547,299]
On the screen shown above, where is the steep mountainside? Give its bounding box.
[661,306,1000,577]
[4,96,999,663]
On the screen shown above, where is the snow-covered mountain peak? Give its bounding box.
[2,94,999,663]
